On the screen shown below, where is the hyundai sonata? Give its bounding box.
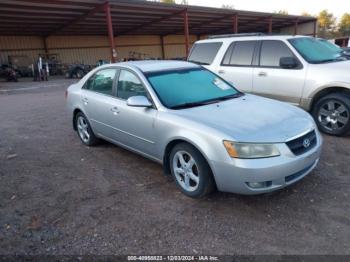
[66,61,322,198]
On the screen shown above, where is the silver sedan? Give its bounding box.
[66,61,322,198]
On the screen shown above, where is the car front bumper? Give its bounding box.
[210,132,323,195]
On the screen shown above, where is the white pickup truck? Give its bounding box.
[188,34,350,136]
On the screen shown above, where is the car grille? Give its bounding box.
[285,161,316,183]
[286,130,317,156]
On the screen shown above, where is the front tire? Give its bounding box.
[75,112,99,146]
[169,143,215,198]
[312,93,350,136]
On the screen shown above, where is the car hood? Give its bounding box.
[173,94,315,143]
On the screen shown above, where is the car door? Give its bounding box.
[215,41,258,93]
[110,69,158,157]
[252,40,306,105]
[80,68,119,139]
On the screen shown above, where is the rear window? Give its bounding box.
[188,42,222,65]
[222,41,256,66]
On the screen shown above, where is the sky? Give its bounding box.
[184,0,347,19]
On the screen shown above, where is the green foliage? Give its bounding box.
[160,0,176,3]
[339,13,350,35]
[275,10,289,15]
[317,10,336,38]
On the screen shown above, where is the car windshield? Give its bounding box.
[288,37,344,64]
[318,39,343,52]
[145,68,242,109]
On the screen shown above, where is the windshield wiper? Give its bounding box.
[170,93,244,109]
[170,100,215,109]
[314,57,345,64]
[213,93,244,101]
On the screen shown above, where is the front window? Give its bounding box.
[116,69,147,100]
[289,37,344,64]
[260,40,296,67]
[145,68,242,109]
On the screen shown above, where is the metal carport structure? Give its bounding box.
[0,0,317,62]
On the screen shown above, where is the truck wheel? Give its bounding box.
[312,93,350,136]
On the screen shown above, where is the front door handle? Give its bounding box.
[258,71,267,77]
[218,70,225,74]
[82,97,88,104]
[111,107,120,115]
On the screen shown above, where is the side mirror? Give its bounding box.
[127,96,152,108]
[279,57,298,69]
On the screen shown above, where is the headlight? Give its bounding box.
[223,141,280,159]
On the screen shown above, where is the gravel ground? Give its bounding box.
[0,79,349,255]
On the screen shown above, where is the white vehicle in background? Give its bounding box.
[188,34,350,136]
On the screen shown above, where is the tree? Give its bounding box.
[160,0,176,3]
[275,10,289,15]
[301,11,312,17]
[339,13,350,36]
[317,10,336,38]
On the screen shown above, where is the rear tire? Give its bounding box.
[75,112,99,146]
[312,93,350,136]
[169,143,215,198]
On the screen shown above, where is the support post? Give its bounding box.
[232,15,238,34]
[313,19,317,37]
[104,2,116,63]
[183,9,190,58]
[43,36,48,55]
[160,35,165,59]
[294,19,299,35]
[268,16,272,33]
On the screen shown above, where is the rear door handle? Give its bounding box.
[111,107,120,115]
[218,70,225,74]
[258,71,267,77]
[82,97,88,104]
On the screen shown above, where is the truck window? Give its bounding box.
[188,42,222,65]
[222,41,257,66]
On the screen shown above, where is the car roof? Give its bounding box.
[112,60,200,73]
[195,34,311,43]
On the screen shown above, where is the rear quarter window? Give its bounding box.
[188,42,222,65]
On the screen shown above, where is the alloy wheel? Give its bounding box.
[77,116,90,143]
[172,151,200,192]
[318,100,349,131]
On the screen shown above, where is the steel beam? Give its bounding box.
[104,2,116,63]
[233,15,238,33]
[48,3,105,35]
[183,9,190,58]
[118,9,185,35]
[160,35,165,59]
[268,16,272,33]
[313,19,317,37]
[294,19,299,35]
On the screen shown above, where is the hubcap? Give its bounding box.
[318,100,349,131]
[172,151,199,192]
[77,116,90,143]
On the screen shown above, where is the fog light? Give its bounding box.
[246,181,272,189]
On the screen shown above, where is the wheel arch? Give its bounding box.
[162,138,218,188]
[72,108,83,130]
[310,86,350,112]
